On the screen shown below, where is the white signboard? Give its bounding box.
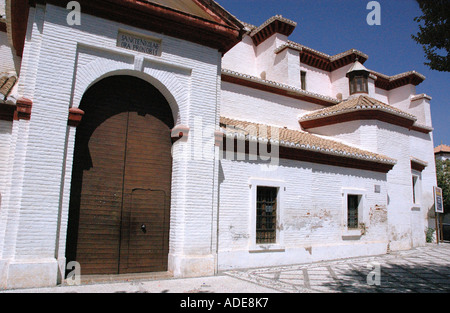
[117,31,161,56]
[434,186,444,213]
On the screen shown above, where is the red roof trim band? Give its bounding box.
[411,159,427,172]
[221,72,337,107]
[68,107,85,127]
[222,138,394,174]
[300,110,416,130]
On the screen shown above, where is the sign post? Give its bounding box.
[434,186,444,244]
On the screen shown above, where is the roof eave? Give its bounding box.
[26,0,244,54]
[299,109,417,130]
[221,69,339,107]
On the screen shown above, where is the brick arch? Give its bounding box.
[72,59,189,125]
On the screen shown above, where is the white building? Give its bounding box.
[435,145,450,161]
[0,0,437,289]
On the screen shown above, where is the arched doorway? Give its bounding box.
[66,75,174,275]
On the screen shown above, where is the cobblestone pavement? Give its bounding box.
[223,243,450,293]
[2,244,449,293]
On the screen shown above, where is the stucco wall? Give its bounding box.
[222,35,257,77]
[0,3,223,288]
[0,30,20,74]
[221,81,322,130]
[307,120,435,250]
[217,155,389,270]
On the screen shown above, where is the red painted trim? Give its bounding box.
[32,0,244,53]
[251,19,296,46]
[410,125,432,134]
[300,50,368,72]
[374,73,425,90]
[221,137,394,174]
[10,0,29,57]
[171,124,189,144]
[221,73,337,107]
[14,97,33,121]
[300,110,416,130]
[411,160,426,172]
[68,107,85,127]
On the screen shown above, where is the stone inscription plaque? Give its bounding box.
[117,31,161,56]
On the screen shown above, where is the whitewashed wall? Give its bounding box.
[0,3,223,288]
[0,31,20,74]
[217,156,389,270]
[307,120,435,250]
[222,34,257,77]
[300,63,332,97]
[221,81,322,130]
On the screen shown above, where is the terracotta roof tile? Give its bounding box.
[249,15,297,37]
[299,95,417,122]
[435,144,450,154]
[220,116,396,165]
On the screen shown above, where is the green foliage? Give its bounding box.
[412,0,450,72]
[426,227,435,243]
[435,159,450,213]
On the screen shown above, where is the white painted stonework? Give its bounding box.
[0,2,437,289]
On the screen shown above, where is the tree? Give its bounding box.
[412,0,450,72]
[436,159,450,214]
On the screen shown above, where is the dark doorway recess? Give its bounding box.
[66,75,174,275]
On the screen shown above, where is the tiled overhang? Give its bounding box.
[221,69,339,107]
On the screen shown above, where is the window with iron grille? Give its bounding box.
[300,71,307,90]
[412,175,419,204]
[256,186,278,244]
[347,194,360,229]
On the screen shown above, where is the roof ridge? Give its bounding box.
[435,144,450,153]
[299,95,417,122]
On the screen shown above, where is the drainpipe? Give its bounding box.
[212,51,222,275]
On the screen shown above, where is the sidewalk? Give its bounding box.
[2,243,449,293]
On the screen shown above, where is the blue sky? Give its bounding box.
[219,0,449,147]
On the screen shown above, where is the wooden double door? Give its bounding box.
[66,76,174,275]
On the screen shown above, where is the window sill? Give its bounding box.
[249,244,285,253]
[342,229,363,240]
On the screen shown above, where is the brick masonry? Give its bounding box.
[0,3,438,289]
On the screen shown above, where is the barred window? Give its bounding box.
[347,194,360,229]
[256,186,278,244]
[412,175,419,204]
[300,71,307,90]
